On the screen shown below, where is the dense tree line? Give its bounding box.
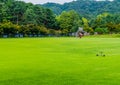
[0,0,57,28]
[90,13,120,34]
[56,11,120,34]
[0,0,61,37]
[0,0,120,37]
[42,0,120,34]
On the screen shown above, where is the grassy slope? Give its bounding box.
[0,37,120,85]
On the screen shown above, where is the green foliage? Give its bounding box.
[82,17,93,33]
[23,8,37,25]
[115,24,120,32]
[0,0,57,29]
[0,21,18,35]
[39,26,49,35]
[0,0,120,36]
[0,21,56,36]
[95,27,109,34]
[90,13,120,33]
[57,10,81,33]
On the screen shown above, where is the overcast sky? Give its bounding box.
[20,0,75,4]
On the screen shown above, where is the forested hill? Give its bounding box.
[42,0,120,18]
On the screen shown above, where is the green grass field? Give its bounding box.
[0,37,120,85]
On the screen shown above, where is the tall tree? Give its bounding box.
[57,10,81,33]
[43,8,57,29]
[82,17,93,33]
[23,8,37,25]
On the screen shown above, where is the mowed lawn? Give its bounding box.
[0,37,120,85]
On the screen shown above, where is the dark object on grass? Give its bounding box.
[96,51,106,57]
[96,54,99,56]
[103,54,105,57]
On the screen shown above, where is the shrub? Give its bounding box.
[95,27,109,34]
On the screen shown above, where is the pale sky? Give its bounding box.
[20,0,75,4]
